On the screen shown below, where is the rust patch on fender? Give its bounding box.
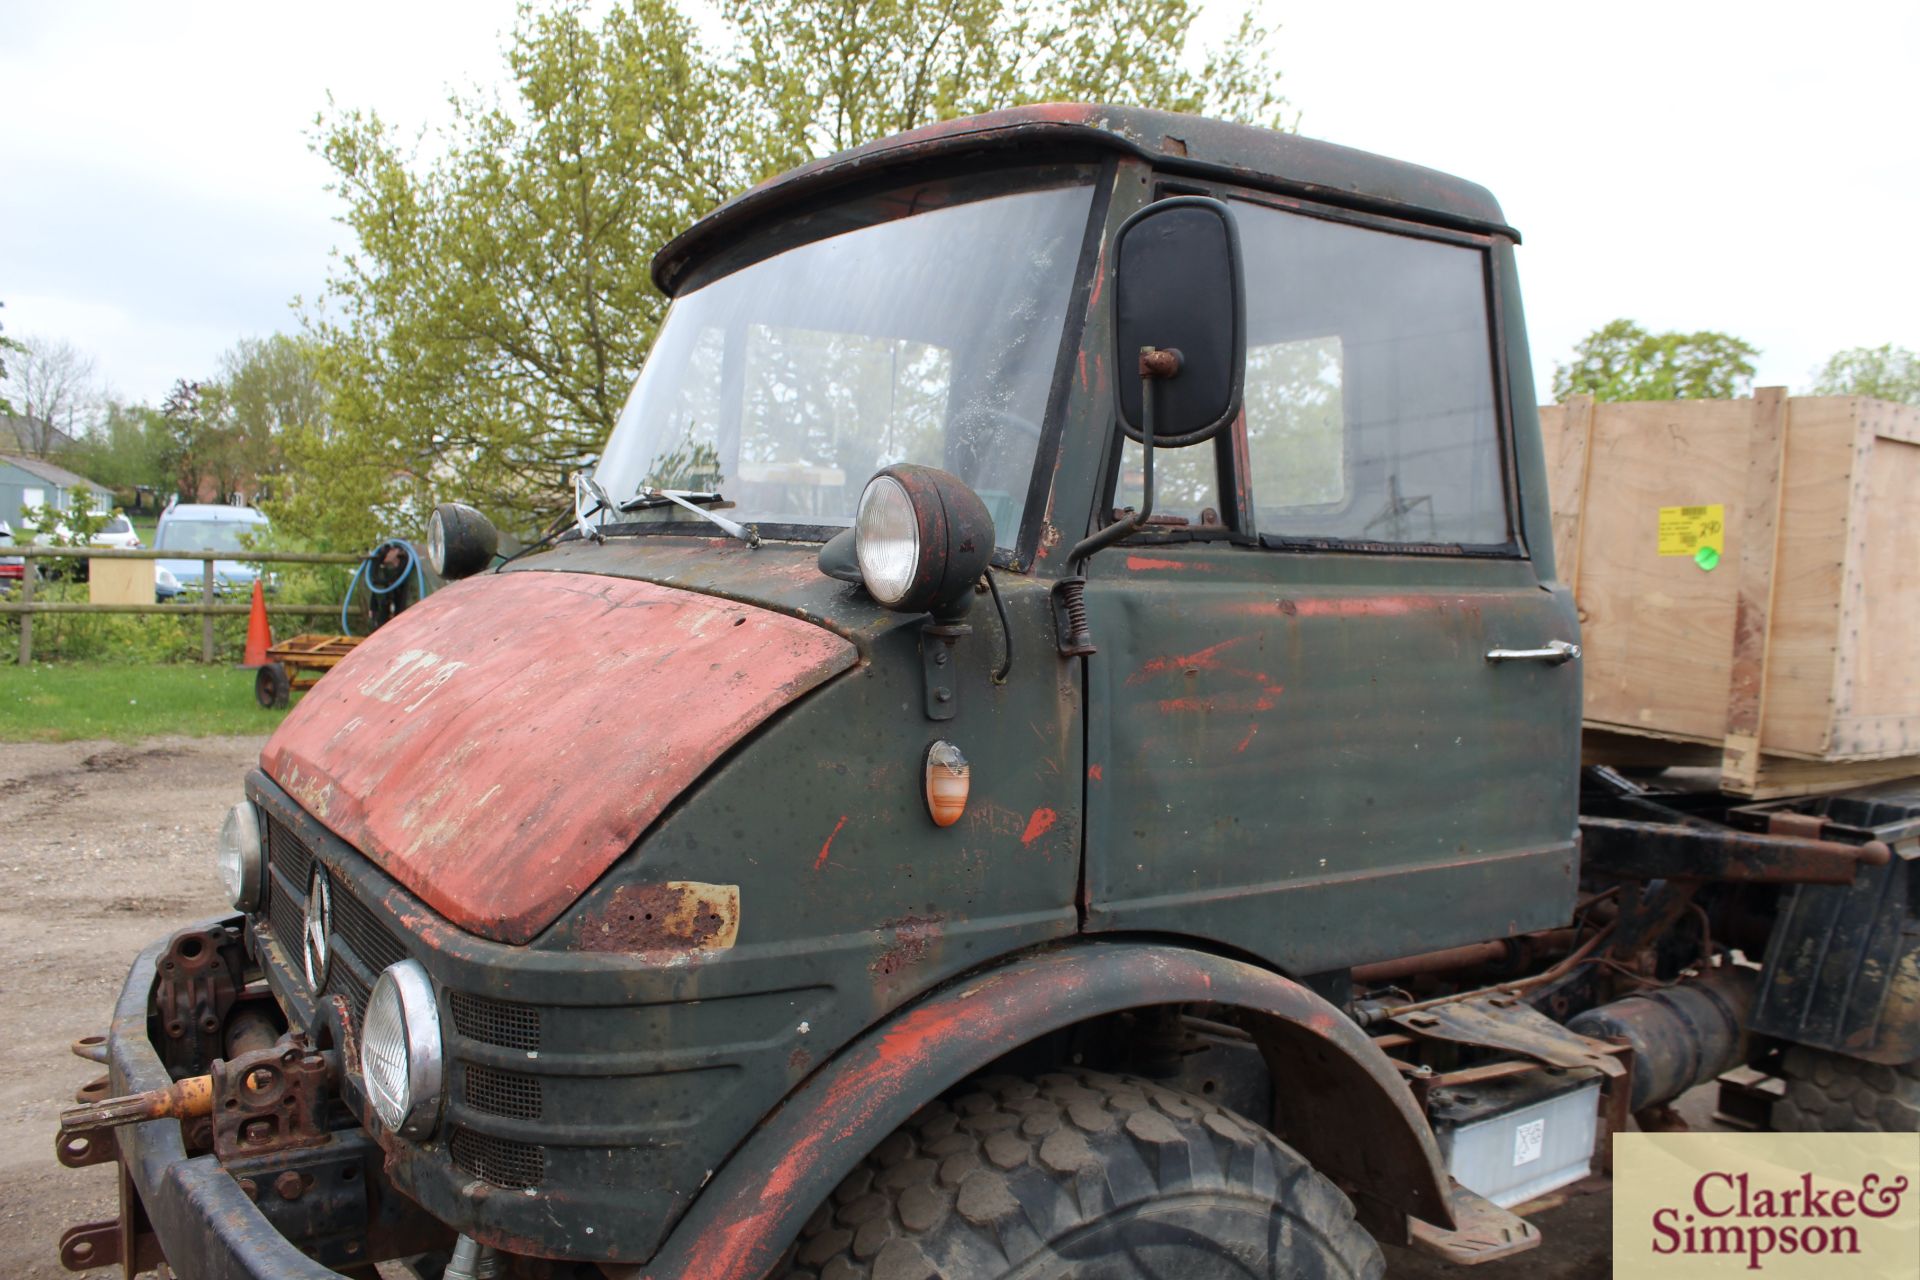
[576,882,740,954]
[871,914,944,979]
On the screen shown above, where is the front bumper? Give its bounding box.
[98,923,352,1280]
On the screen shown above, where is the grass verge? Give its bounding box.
[0,662,289,742]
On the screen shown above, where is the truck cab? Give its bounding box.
[60,105,1650,1280]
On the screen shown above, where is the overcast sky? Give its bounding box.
[2,1,1914,411]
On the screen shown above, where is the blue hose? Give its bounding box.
[341,538,426,634]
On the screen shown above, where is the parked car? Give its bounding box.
[0,519,24,594]
[90,511,142,549]
[153,503,270,597]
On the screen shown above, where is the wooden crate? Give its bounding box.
[1542,390,1920,798]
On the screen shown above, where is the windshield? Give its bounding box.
[594,169,1096,548]
[157,519,265,553]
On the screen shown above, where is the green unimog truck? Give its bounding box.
[54,104,1919,1280]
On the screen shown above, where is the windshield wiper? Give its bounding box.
[620,486,761,548]
[617,490,722,512]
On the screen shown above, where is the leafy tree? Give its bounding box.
[61,399,174,498]
[726,0,1288,176]
[305,0,1290,547]
[1811,343,1920,405]
[160,380,218,502]
[1552,319,1759,403]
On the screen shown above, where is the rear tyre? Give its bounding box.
[255,662,291,709]
[777,1068,1382,1280]
[1774,1046,1920,1133]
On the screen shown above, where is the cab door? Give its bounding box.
[1081,196,1580,977]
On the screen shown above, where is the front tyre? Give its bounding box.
[778,1068,1382,1280]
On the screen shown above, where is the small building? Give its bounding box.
[0,453,114,528]
[0,413,80,457]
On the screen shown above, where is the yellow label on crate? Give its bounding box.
[1658,504,1725,560]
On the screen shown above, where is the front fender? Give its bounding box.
[626,939,1454,1280]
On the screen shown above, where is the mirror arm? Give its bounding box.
[1053,348,1176,658]
[1068,347,1175,570]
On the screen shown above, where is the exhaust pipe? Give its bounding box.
[1568,965,1756,1112]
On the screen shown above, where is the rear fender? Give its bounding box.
[627,940,1454,1280]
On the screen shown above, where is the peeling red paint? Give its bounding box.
[1236,724,1259,753]
[1125,554,1215,571]
[1077,349,1087,390]
[1238,594,1483,619]
[1128,636,1249,685]
[1159,688,1282,714]
[1088,763,1103,782]
[1020,807,1059,846]
[813,815,849,871]
[258,571,856,944]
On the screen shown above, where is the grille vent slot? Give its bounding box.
[267,882,303,960]
[451,1128,545,1190]
[464,1064,543,1120]
[334,887,407,976]
[450,992,542,1050]
[265,815,313,891]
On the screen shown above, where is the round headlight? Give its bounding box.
[360,959,444,1139]
[854,475,920,606]
[427,503,499,580]
[853,465,994,617]
[216,800,265,912]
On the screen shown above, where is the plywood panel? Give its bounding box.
[1574,399,1752,741]
[1755,397,1854,755]
[1844,426,1920,753]
[88,558,153,606]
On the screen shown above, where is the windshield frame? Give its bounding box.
[587,154,1116,571]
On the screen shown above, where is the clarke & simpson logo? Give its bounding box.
[1615,1133,1920,1278]
[1649,1167,1909,1269]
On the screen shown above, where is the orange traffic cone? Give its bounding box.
[241,579,274,668]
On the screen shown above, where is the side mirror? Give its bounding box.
[1054,197,1246,657]
[1113,196,1246,448]
[428,503,499,580]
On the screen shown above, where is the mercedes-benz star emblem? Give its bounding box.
[303,865,332,989]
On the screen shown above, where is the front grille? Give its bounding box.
[451,1128,545,1189]
[464,1064,543,1120]
[335,886,407,975]
[324,963,373,1020]
[258,811,407,1019]
[266,815,314,890]
[267,881,304,962]
[450,992,542,1050]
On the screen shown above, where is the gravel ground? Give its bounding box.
[1,735,263,1280]
[0,733,1682,1278]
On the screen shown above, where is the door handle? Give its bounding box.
[1486,639,1580,665]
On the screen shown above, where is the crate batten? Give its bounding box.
[1542,391,1920,797]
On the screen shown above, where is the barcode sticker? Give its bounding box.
[1657,503,1725,557]
[1513,1117,1545,1167]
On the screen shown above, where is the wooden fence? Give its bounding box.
[3,546,364,665]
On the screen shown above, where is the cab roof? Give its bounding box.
[653,103,1516,296]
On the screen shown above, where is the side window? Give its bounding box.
[1234,202,1509,548]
